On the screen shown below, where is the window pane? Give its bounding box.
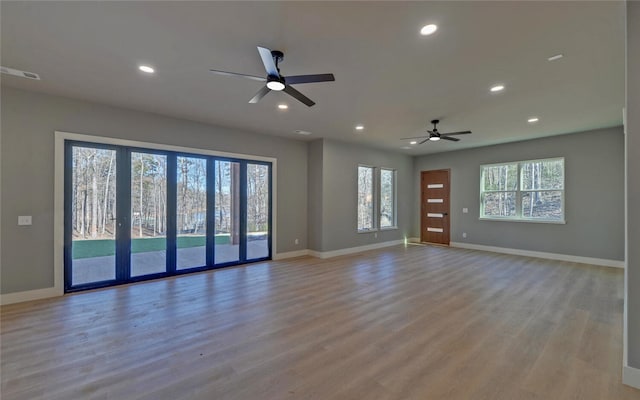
[177,156,207,270]
[483,164,518,191]
[357,166,374,230]
[131,152,167,277]
[215,160,240,264]
[246,163,270,260]
[522,191,563,220]
[380,169,395,228]
[71,146,117,285]
[521,159,564,190]
[483,192,516,217]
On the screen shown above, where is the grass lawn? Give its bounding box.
[72,235,230,259]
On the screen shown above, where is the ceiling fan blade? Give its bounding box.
[257,46,280,77]
[285,74,335,85]
[441,131,472,136]
[209,69,266,82]
[284,85,315,107]
[249,86,271,104]
[440,136,461,142]
[400,136,430,140]
[419,138,431,144]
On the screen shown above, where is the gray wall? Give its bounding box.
[626,1,640,370]
[0,86,308,294]
[312,139,413,252]
[413,127,625,261]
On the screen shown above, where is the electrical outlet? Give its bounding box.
[462,208,468,214]
[18,216,32,226]
[462,232,467,238]
[294,238,299,245]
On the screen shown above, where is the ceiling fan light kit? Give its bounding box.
[210,46,335,107]
[266,76,285,91]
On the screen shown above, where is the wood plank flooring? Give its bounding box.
[1,245,638,400]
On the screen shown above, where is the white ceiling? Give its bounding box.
[0,1,625,154]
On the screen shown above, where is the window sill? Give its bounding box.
[479,217,566,225]
[357,229,379,234]
[380,226,398,231]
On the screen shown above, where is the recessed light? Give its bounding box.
[528,117,539,123]
[420,24,438,36]
[548,54,563,61]
[294,130,312,135]
[490,85,505,92]
[138,65,155,74]
[278,104,288,110]
[410,141,417,145]
[355,125,364,131]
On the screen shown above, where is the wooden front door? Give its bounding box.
[421,169,451,245]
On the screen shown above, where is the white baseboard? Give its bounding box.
[623,365,640,389]
[450,242,624,268]
[308,240,404,259]
[272,250,310,260]
[408,237,421,243]
[0,286,63,306]
[307,250,323,258]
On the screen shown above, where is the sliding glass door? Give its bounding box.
[65,141,272,292]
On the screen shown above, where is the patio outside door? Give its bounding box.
[65,141,272,292]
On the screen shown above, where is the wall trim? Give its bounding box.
[450,242,624,268]
[308,240,404,259]
[623,365,640,390]
[273,250,310,260]
[0,286,63,306]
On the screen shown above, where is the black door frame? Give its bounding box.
[64,140,273,293]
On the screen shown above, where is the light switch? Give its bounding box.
[18,216,32,226]
[462,208,468,214]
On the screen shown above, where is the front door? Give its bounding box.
[420,169,451,245]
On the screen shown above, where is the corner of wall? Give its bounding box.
[307,139,324,252]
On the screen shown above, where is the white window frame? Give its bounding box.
[357,165,377,232]
[480,157,565,224]
[379,168,397,230]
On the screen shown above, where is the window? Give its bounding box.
[357,166,397,232]
[380,168,396,229]
[357,166,375,231]
[480,157,564,222]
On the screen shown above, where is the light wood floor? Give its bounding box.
[1,245,638,400]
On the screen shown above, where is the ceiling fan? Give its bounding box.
[402,120,472,144]
[209,46,335,107]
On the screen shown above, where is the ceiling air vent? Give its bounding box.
[1,66,41,80]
